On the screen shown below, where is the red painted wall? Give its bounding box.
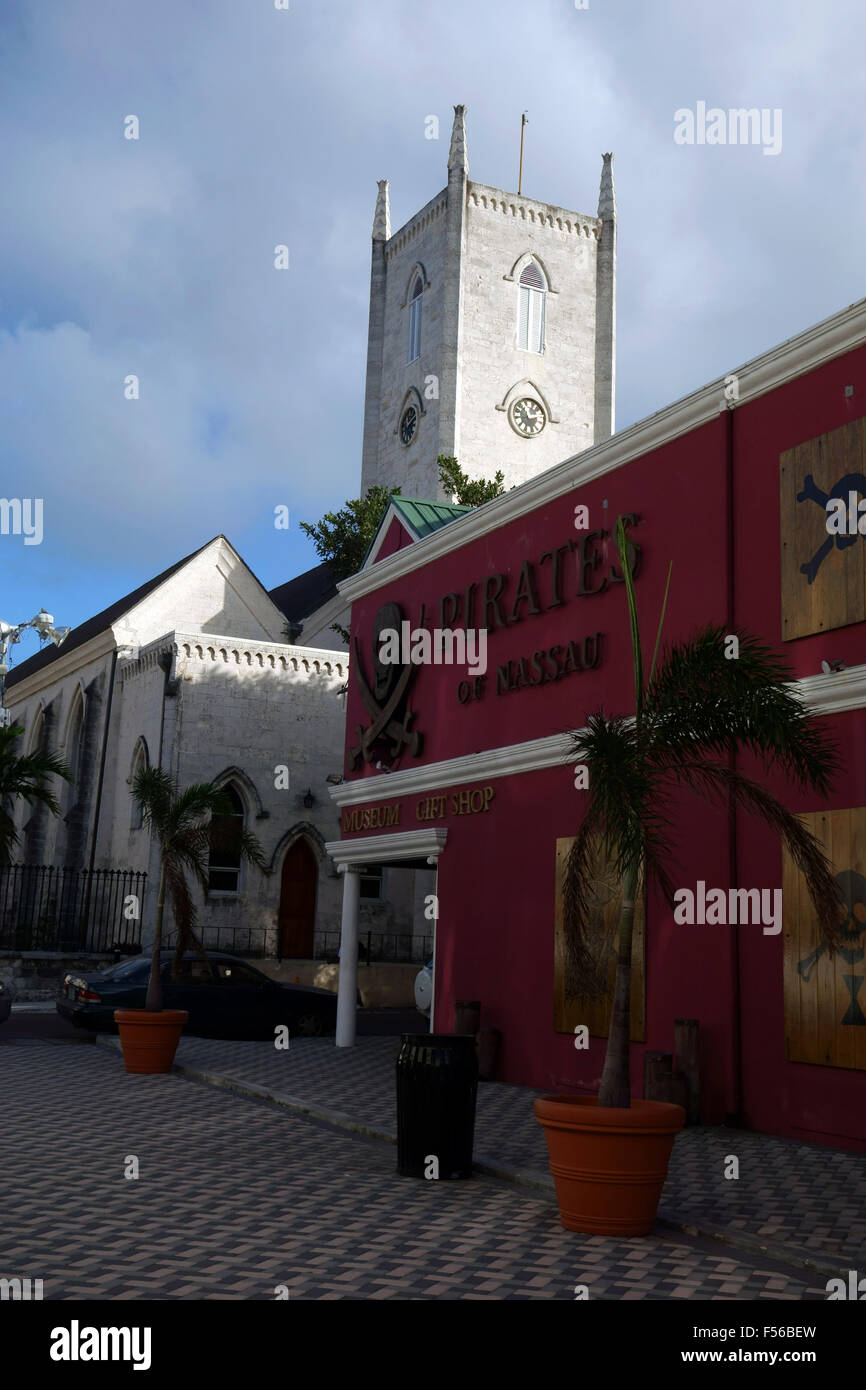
[375,515,413,561]
[341,340,866,1151]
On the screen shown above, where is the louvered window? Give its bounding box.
[517,261,545,352]
[408,277,423,363]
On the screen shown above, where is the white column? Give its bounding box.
[335,865,361,1047]
[427,854,439,1035]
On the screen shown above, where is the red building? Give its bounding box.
[327,296,866,1153]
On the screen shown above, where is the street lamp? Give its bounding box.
[0,609,70,728]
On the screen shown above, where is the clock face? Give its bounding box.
[400,406,418,446]
[509,397,545,437]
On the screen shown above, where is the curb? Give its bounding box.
[93,1035,842,1281]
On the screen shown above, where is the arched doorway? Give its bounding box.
[278,838,318,959]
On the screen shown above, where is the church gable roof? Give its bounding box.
[7,535,290,690]
[5,538,215,689]
[268,561,339,625]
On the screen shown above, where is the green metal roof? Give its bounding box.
[389,495,474,539]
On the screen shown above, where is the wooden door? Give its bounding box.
[278,839,318,959]
[783,807,866,1071]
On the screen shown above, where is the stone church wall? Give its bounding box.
[458,183,602,487]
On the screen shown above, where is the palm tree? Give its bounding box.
[131,767,266,1012]
[564,518,844,1109]
[0,723,71,865]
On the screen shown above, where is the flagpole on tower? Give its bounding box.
[518,112,528,194]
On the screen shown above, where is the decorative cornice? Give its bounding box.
[119,631,348,682]
[329,663,866,808]
[468,182,600,237]
[337,294,866,604]
[326,827,448,866]
[384,192,447,261]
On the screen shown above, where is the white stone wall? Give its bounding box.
[116,536,288,649]
[459,183,602,488]
[112,632,350,954]
[364,190,449,502]
[5,647,114,864]
[359,175,607,504]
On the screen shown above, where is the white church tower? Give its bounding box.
[360,105,616,502]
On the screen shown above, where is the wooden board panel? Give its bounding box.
[783,807,866,1069]
[554,837,645,1041]
[780,417,866,641]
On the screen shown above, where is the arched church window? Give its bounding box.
[407,276,423,364]
[129,739,149,831]
[208,784,245,893]
[62,693,84,814]
[517,261,546,353]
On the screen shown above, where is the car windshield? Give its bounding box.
[99,957,149,980]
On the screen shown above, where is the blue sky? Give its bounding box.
[1,0,865,664]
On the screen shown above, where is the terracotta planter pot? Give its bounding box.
[534,1094,685,1236]
[113,1009,189,1075]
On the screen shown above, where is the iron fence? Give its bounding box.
[0,865,146,953]
[163,925,270,959]
[315,931,432,965]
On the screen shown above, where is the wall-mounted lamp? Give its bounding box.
[302,788,315,810]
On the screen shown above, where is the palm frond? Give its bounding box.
[655,756,843,950]
[644,626,840,796]
[648,561,673,687]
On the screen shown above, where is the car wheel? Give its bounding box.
[295,1012,324,1037]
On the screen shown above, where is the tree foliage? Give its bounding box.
[0,724,71,866]
[437,455,506,506]
[131,767,266,1012]
[299,486,398,583]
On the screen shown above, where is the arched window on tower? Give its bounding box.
[517,260,546,353]
[208,784,245,893]
[407,276,423,364]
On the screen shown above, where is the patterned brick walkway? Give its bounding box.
[0,1039,833,1299]
[104,1032,866,1275]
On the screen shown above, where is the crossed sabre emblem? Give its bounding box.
[796,471,866,584]
[347,602,423,772]
[797,869,866,1026]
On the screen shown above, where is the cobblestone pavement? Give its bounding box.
[121,1033,866,1273]
[0,1039,832,1300]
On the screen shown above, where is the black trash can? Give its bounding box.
[396,1033,479,1179]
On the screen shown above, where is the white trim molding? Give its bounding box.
[329,664,866,809]
[337,295,866,604]
[330,733,576,806]
[326,827,448,866]
[795,663,866,716]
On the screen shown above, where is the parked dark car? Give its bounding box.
[55,952,337,1039]
[0,978,13,1024]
